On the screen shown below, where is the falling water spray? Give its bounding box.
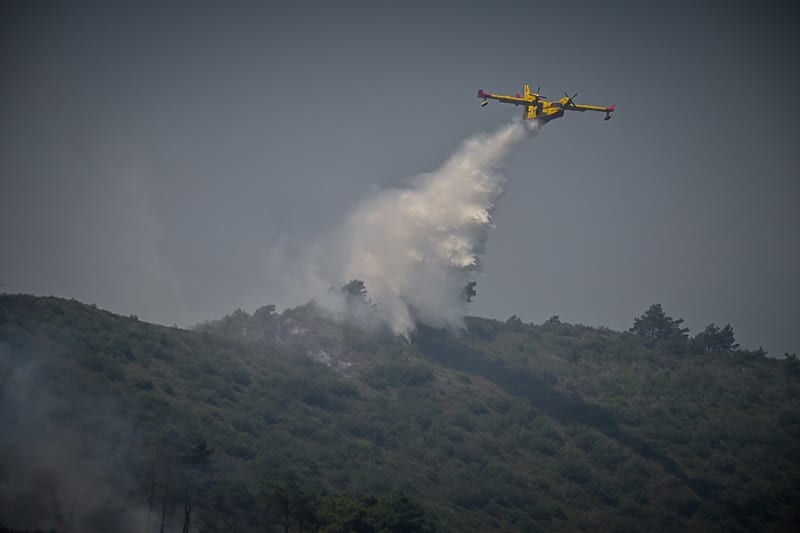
[311,120,539,335]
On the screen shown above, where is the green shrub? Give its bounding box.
[362,362,434,390]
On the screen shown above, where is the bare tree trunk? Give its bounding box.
[146,444,158,532]
[65,471,84,533]
[160,484,169,533]
[182,485,192,533]
[52,491,65,533]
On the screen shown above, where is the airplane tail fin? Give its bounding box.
[523,84,531,99]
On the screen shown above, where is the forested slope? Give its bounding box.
[1,294,798,532]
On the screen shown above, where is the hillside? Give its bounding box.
[1,294,799,532]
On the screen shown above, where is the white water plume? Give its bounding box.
[300,120,539,335]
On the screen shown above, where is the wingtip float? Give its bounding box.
[477,84,615,123]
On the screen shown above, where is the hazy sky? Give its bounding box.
[2,1,798,355]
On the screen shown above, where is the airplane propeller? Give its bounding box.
[562,92,578,108]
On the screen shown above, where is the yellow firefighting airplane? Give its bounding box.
[477,84,615,123]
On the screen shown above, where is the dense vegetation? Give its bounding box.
[1,294,798,532]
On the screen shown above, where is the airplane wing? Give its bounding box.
[477,89,528,105]
[568,103,615,113]
[560,98,616,120]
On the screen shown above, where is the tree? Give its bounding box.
[366,493,431,533]
[145,442,160,533]
[341,280,371,306]
[265,473,318,533]
[506,315,524,328]
[292,487,318,533]
[783,353,800,403]
[318,494,369,533]
[180,440,214,533]
[463,281,477,303]
[260,488,432,533]
[268,481,292,533]
[692,323,739,353]
[251,304,279,341]
[630,304,689,342]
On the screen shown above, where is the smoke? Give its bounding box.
[0,345,149,533]
[304,120,538,335]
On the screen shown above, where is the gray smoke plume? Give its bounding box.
[0,346,149,533]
